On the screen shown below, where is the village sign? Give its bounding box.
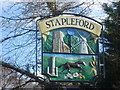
[38,15,102,82]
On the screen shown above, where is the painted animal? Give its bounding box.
[58,61,86,73]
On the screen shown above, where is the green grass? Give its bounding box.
[43,54,98,81]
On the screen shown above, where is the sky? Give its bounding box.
[0,0,115,22]
[0,0,114,45]
[0,0,117,76]
[0,0,114,61]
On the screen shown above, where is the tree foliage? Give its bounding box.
[102,1,120,88]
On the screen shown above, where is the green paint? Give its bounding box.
[43,54,98,81]
[42,27,99,81]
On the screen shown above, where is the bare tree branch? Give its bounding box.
[60,2,86,12]
[46,2,85,15]
[12,79,34,90]
[0,31,31,43]
[1,61,63,88]
[0,16,39,20]
[1,61,48,85]
[80,2,94,15]
[1,2,95,88]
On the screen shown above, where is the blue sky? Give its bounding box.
[0,0,116,77]
[0,0,115,73]
[0,0,112,61]
[0,0,114,21]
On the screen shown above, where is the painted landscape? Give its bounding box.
[43,28,98,54]
[43,53,98,81]
[42,27,99,81]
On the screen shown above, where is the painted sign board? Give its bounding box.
[38,15,102,82]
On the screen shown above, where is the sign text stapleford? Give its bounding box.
[38,15,102,82]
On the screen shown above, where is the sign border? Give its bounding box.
[38,14,103,83]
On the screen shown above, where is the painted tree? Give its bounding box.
[102,1,120,89]
[1,1,95,89]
